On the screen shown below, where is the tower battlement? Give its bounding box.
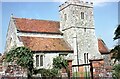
[59,0,93,11]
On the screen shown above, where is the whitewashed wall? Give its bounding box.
[33,53,60,69]
[5,17,23,53]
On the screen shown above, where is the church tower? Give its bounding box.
[59,0,102,65]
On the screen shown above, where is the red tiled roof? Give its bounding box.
[14,17,61,34]
[19,36,73,52]
[98,38,109,54]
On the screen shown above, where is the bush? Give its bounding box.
[112,64,120,79]
[33,68,59,77]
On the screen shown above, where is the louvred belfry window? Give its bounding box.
[81,12,84,19]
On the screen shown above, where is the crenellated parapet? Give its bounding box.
[59,0,93,11]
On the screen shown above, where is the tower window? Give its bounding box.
[81,12,84,19]
[64,14,67,21]
[84,53,89,64]
[84,28,86,32]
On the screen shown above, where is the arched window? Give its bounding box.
[40,55,43,66]
[36,55,39,67]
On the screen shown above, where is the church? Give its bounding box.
[4,0,110,77]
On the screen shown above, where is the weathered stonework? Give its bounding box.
[5,17,23,53]
[59,0,102,65]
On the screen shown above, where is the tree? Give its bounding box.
[53,56,68,69]
[53,56,70,79]
[5,46,34,79]
[110,24,120,78]
[110,24,120,64]
[110,45,120,64]
[112,64,120,79]
[114,24,120,40]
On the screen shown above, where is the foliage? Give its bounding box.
[5,46,34,78]
[53,56,68,69]
[110,45,120,64]
[33,68,59,77]
[111,24,120,79]
[112,64,120,79]
[110,24,120,64]
[72,72,80,77]
[33,56,69,77]
[53,56,71,79]
[50,68,59,77]
[73,72,90,78]
[114,24,120,40]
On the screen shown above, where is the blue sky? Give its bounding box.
[1,1,119,53]
[118,1,120,24]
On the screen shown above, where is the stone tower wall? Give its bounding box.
[59,0,102,65]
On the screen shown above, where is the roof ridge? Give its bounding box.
[13,16,60,22]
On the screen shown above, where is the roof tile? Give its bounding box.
[98,39,109,54]
[19,36,73,52]
[14,17,61,34]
